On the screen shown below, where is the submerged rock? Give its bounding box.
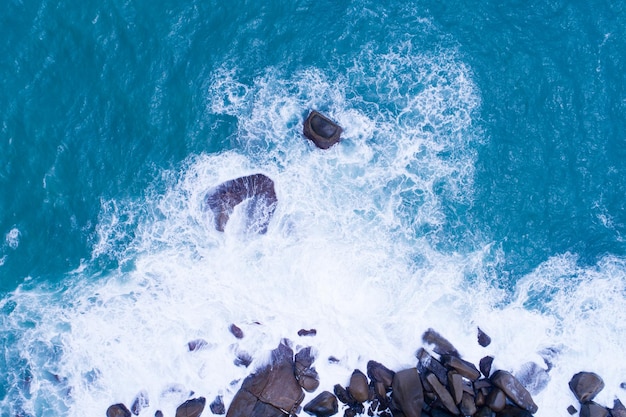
[210,395,226,415]
[422,328,460,357]
[131,390,149,415]
[303,110,342,149]
[176,397,206,417]
[204,173,277,234]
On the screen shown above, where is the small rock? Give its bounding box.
[328,356,340,364]
[334,384,354,405]
[303,111,342,150]
[416,348,448,385]
[229,324,244,339]
[460,392,477,416]
[367,360,395,389]
[348,369,370,403]
[422,328,460,357]
[391,368,424,417]
[155,411,164,417]
[477,327,492,347]
[298,329,317,337]
[490,370,538,414]
[611,399,626,417]
[479,356,494,378]
[303,391,339,417]
[107,404,131,417]
[569,371,605,403]
[441,354,481,381]
[580,402,609,417]
[295,347,316,370]
[486,388,506,412]
[447,372,464,404]
[298,367,320,393]
[210,395,226,415]
[176,397,206,417]
[567,405,578,414]
[426,373,459,415]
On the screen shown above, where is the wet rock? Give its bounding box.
[295,347,316,370]
[490,370,538,414]
[479,356,494,378]
[580,402,609,417]
[611,399,626,417]
[422,328,460,357]
[348,369,370,403]
[131,390,149,415]
[568,371,605,403]
[303,110,342,149]
[204,173,277,234]
[441,354,481,381]
[334,384,354,405]
[391,368,424,417]
[250,400,285,417]
[210,395,226,415]
[460,392,477,416]
[188,339,209,351]
[107,404,132,417]
[416,348,448,385]
[447,372,464,404]
[298,367,320,393]
[176,397,206,417]
[226,388,257,417]
[242,341,304,414]
[298,329,317,337]
[486,388,506,412]
[367,360,395,389]
[515,362,550,395]
[567,405,577,415]
[156,411,164,417]
[304,391,339,417]
[425,373,459,415]
[477,327,492,347]
[494,405,533,417]
[229,324,244,339]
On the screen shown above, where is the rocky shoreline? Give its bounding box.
[106,326,625,417]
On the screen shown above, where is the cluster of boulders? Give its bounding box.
[567,372,626,417]
[105,325,626,417]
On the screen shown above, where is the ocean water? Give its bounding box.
[1,0,625,416]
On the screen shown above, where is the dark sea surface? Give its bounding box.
[1,1,625,415]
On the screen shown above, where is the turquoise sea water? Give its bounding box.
[1,1,625,416]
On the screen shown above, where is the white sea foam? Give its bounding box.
[2,41,625,417]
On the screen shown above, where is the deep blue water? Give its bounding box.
[1,1,625,415]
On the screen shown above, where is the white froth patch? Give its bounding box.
[8,42,626,417]
[5,227,20,249]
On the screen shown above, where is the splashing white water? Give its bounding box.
[1,40,625,417]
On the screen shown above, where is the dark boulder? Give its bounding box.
[304,391,339,417]
[490,370,538,414]
[479,356,494,378]
[580,402,609,417]
[298,329,317,337]
[477,327,492,347]
[416,348,448,385]
[176,397,206,417]
[568,371,605,403]
[230,324,244,339]
[441,354,481,381]
[334,384,355,405]
[425,373,459,415]
[348,369,370,403]
[367,360,395,389]
[107,404,131,417]
[204,173,277,234]
[303,111,342,149]
[460,392,477,416]
[494,405,533,417]
[391,368,424,417]
[612,399,626,417]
